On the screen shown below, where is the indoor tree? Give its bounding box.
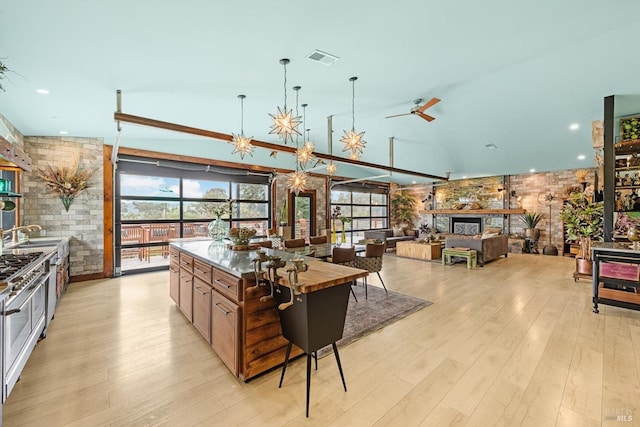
[391,190,417,228]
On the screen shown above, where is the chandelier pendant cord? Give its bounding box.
[240,95,245,135]
[351,77,355,131]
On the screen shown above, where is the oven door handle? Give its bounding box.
[2,294,32,316]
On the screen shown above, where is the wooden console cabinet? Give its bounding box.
[592,243,640,313]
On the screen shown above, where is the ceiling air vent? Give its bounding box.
[307,50,339,65]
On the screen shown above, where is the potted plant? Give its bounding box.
[559,190,604,275]
[391,190,417,228]
[519,211,544,240]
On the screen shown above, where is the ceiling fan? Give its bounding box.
[385,97,441,122]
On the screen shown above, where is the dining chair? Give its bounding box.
[331,246,358,302]
[354,242,388,299]
[284,238,306,249]
[309,235,327,245]
[256,240,273,248]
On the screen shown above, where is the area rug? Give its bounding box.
[316,284,432,358]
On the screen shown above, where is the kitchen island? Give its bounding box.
[169,239,367,381]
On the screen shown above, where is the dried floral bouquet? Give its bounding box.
[38,157,95,211]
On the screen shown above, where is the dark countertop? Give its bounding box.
[170,239,315,279]
[592,242,640,255]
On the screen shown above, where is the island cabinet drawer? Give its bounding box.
[193,278,212,344]
[193,259,213,283]
[211,291,239,376]
[169,247,180,263]
[179,253,194,272]
[212,268,242,302]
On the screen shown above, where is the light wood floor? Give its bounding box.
[4,253,640,426]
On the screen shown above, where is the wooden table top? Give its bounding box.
[271,259,368,294]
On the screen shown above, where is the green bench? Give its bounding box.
[442,248,477,269]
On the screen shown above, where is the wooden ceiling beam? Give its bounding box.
[114,112,449,182]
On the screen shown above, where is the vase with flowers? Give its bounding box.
[339,216,352,244]
[38,157,94,212]
[207,200,235,241]
[228,226,257,247]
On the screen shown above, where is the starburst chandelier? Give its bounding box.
[230,94,253,159]
[286,169,308,196]
[286,86,308,195]
[341,76,366,157]
[326,162,337,175]
[268,58,301,144]
[296,104,315,168]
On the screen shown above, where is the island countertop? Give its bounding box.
[170,238,368,292]
[169,239,317,279]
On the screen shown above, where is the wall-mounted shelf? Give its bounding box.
[0,191,21,198]
[615,185,640,190]
[421,209,525,215]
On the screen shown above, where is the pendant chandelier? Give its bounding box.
[296,104,315,168]
[287,85,307,195]
[326,116,337,175]
[340,76,366,157]
[268,58,301,144]
[230,94,253,159]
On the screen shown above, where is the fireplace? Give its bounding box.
[452,217,481,235]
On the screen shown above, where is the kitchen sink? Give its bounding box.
[13,239,63,248]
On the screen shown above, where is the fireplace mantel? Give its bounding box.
[421,209,525,215]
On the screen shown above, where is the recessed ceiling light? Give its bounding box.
[530,168,536,173]
[569,123,579,131]
[35,88,50,94]
[462,176,467,179]
[577,154,586,160]
[59,131,68,135]
[485,143,498,150]
[412,181,416,184]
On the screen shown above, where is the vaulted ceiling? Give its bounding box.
[1,0,639,183]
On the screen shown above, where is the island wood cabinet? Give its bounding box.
[169,247,180,304]
[212,291,239,375]
[170,246,294,380]
[193,277,212,344]
[178,253,194,321]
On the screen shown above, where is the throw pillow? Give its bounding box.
[484,226,503,235]
[403,228,414,236]
[393,228,404,237]
[482,231,499,238]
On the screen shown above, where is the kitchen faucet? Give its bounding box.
[3,225,43,244]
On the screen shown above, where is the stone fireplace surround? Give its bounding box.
[452,217,482,235]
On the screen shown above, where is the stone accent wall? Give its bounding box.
[274,174,328,236]
[507,168,595,253]
[415,168,597,253]
[21,137,104,277]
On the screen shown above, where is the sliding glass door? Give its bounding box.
[115,157,271,275]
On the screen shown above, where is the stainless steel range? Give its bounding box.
[0,251,53,403]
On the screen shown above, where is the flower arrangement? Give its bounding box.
[228,226,256,245]
[38,156,95,211]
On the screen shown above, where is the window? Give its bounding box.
[115,158,271,274]
[330,185,388,245]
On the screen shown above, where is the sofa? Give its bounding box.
[444,234,508,266]
[363,228,417,251]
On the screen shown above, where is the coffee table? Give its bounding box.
[396,241,442,260]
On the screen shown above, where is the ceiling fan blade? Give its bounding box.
[385,112,412,119]
[415,111,436,122]
[416,97,441,113]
